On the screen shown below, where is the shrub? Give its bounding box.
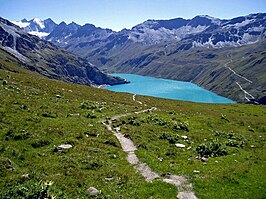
[145,115,168,126]
[80,101,105,112]
[172,121,189,132]
[214,131,246,141]
[159,132,179,144]
[41,112,57,118]
[31,140,50,148]
[5,129,31,141]
[225,139,245,148]
[0,158,15,174]
[0,180,55,198]
[85,111,96,119]
[196,142,228,157]
[128,117,140,126]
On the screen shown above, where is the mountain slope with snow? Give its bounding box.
[10,14,266,103]
[0,17,127,86]
[12,18,58,38]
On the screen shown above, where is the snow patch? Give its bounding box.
[28,31,49,38]
[224,18,255,28]
[130,25,207,44]
[11,21,30,28]
[33,18,45,29]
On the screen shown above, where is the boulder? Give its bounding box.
[87,187,100,196]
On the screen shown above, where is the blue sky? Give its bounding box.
[1,0,266,31]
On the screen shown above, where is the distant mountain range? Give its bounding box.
[8,14,266,103]
[14,14,266,49]
[0,17,127,86]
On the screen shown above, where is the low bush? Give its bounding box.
[159,132,179,144]
[196,141,228,157]
[31,140,50,148]
[85,111,96,119]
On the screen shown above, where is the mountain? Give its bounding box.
[50,13,266,103]
[12,14,266,103]
[12,18,58,38]
[0,17,127,86]
[46,21,80,44]
[47,22,114,59]
[44,13,266,56]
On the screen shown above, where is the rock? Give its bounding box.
[2,80,7,86]
[87,187,100,196]
[21,174,30,179]
[105,177,114,181]
[56,94,62,98]
[181,135,188,139]
[67,113,80,117]
[175,143,185,148]
[201,157,209,162]
[55,144,72,152]
[158,157,163,162]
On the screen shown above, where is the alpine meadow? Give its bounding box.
[0,1,265,198]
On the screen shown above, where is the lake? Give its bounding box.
[106,74,235,104]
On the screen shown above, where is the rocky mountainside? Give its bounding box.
[41,13,266,57]
[13,13,266,102]
[0,17,127,86]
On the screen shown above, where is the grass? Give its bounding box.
[118,95,266,198]
[0,49,265,198]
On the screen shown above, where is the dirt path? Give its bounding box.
[102,94,198,199]
[224,54,254,102]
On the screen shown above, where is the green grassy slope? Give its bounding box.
[0,50,265,198]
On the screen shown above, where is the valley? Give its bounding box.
[0,49,265,198]
[0,10,265,199]
[13,13,266,103]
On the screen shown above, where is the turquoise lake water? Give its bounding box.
[106,74,235,104]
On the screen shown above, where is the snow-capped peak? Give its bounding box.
[11,20,30,28]
[33,18,45,29]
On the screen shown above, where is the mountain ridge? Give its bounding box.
[10,13,266,103]
[0,17,127,86]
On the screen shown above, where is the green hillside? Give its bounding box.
[97,40,266,103]
[0,49,265,198]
